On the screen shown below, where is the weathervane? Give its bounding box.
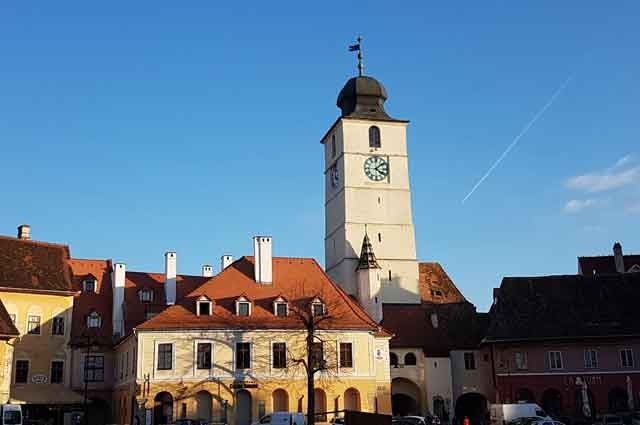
[349,36,364,76]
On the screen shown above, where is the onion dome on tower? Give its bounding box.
[337,76,393,120]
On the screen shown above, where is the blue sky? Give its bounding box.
[1,2,638,311]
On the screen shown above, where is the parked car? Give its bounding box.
[253,412,306,425]
[393,416,441,425]
[330,417,345,425]
[595,415,624,425]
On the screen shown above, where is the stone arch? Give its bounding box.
[541,388,563,417]
[455,392,488,424]
[404,352,417,366]
[273,389,289,412]
[236,390,252,425]
[515,388,535,403]
[344,388,361,411]
[390,352,399,367]
[153,392,173,425]
[196,391,213,421]
[314,388,328,422]
[392,377,421,416]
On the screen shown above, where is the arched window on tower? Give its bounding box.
[405,352,417,366]
[369,126,381,148]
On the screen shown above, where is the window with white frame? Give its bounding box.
[139,288,154,303]
[27,315,41,334]
[311,300,325,317]
[52,316,65,335]
[272,342,287,369]
[87,312,102,328]
[548,351,563,370]
[157,343,173,370]
[83,279,96,293]
[620,348,634,368]
[236,297,251,317]
[273,297,288,317]
[84,355,104,382]
[464,352,476,370]
[584,349,599,369]
[197,342,212,369]
[514,352,528,370]
[339,342,353,368]
[236,342,251,369]
[197,296,212,316]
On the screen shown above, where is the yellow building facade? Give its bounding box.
[113,328,391,425]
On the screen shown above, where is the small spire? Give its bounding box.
[357,232,380,270]
[348,36,364,77]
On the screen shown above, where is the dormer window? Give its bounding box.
[235,296,251,317]
[83,279,97,293]
[87,312,102,328]
[311,299,325,317]
[139,288,154,303]
[196,295,213,316]
[273,297,288,317]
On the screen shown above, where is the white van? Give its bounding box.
[0,405,22,425]
[490,404,552,425]
[254,412,306,425]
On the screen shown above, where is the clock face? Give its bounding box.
[330,164,340,188]
[364,156,388,181]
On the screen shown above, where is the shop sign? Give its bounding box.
[32,374,48,384]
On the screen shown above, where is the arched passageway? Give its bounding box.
[196,391,213,422]
[541,389,563,417]
[314,388,328,422]
[154,392,173,425]
[344,388,361,411]
[455,392,488,425]
[236,390,253,425]
[391,377,421,416]
[273,389,289,412]
[608,388,628,413]
[515,388,535,403]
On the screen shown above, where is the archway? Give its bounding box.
[196,391,213,422]
[541,389,563,417]
[455,393,488,424]
[392,377,421,416]
[344,388,361,411]
[404,353,417,366]
[515,388,535,403]
[608,388,628,413]
[154,392,173,425]
[236,390,253,425]
[390,353,399,367]
[314,388,327,422]
[273,389,289,412]
[433,397,447,422]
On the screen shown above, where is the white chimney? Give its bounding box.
[221,255,233,271]
[17,224,31,240]
[613,242,625,273]
[253,236,273,284]
[165,252,177,305]
[202,264,214,277]
[112,262,126,338]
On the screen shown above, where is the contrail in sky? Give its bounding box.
[461,75,573,204]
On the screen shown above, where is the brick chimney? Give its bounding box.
[253,236,273,284]
[221,255,233,271]
[165,252,177,305]
[613,242,625,273]
[17,224,31,240]
[202,265,214,277]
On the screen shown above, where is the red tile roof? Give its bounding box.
[137,256,387,334]
[419,262,466,304]
[0,299,19,337]
[0,235,75,293]
[68,259,114,346]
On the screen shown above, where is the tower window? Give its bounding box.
[369,126,381,148]
[331,134,337,157]
[378,233,382,242]
[388,270,392,281]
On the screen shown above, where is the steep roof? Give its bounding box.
[486,273,640,342]
[578,255,640,275]
[382,302,486,356]
[0,299,19,337]
[138,256,386,334]
[419,262,466,304]
[68,259,114,346]
[0,235,75,293]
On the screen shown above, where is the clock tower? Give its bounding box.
[322,75,420,308]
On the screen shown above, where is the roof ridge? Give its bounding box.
[0,235,69,250]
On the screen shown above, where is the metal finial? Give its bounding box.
[348,36,364,77]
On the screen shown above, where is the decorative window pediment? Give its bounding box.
[87,311,102,328]
[197,295,213,316]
